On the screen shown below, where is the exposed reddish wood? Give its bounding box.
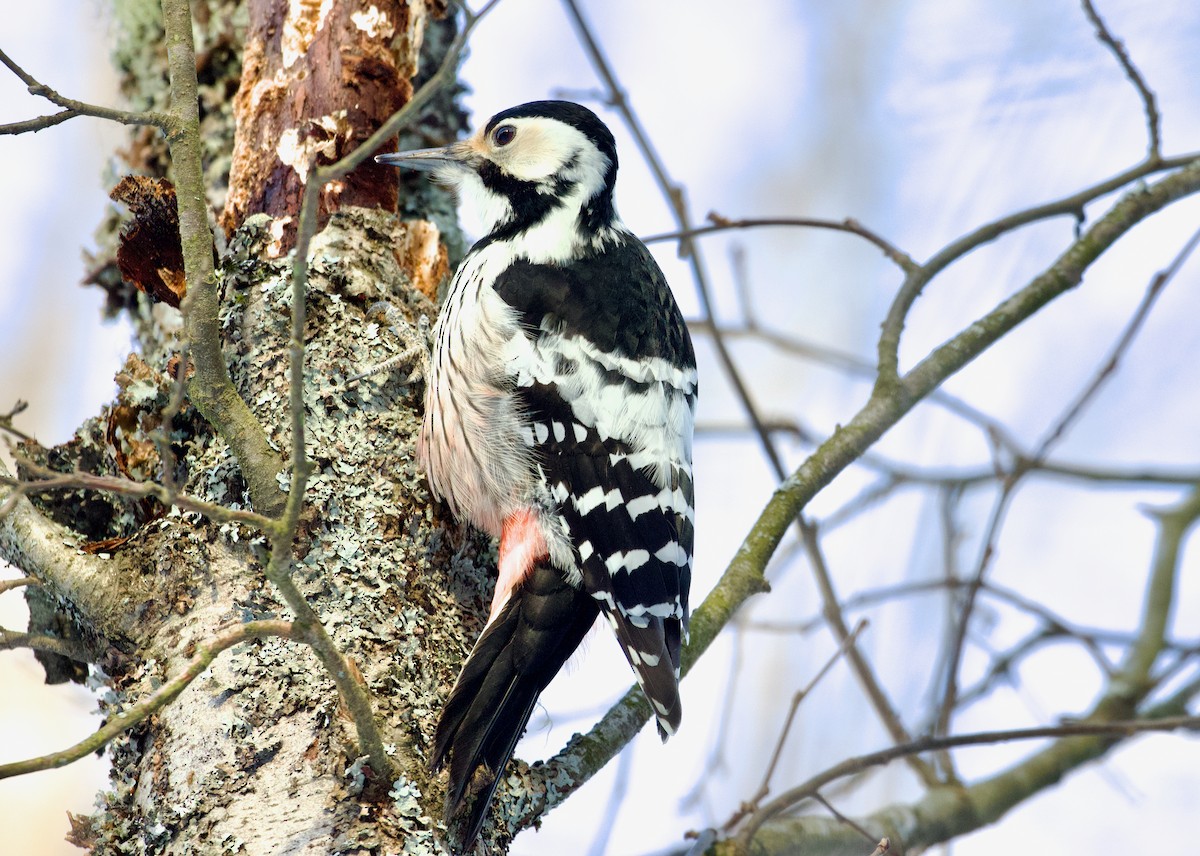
[110,176,187,307]
[392,219,449,300]
[221,0,434,252]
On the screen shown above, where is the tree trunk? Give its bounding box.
[0,1,543,852]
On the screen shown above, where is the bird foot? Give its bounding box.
[346,302,431,386]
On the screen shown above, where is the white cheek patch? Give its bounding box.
[493,119,606,186]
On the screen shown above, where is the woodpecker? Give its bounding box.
[376,100,696,850]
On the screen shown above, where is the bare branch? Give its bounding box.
[801,525,940,787]
[0,620,295,780]
[1080,0,1162,158]
[643,213,918,274]
[1034,223,1200,457]
[159,0,287,519]
[259,528,400,785]
[0,459,153,644]
[875,151,1199,383]
[722,620,870,832]
[0,400,34,443]
[0,576,37,596]
[1116,485,1200,695]
[2,463,272,530]
[734,478,1200,852]
[523,154,1200,832]
[931,222,1200,755]
[4,454,275,530]
[809,792,881,847]
[0,626,91,662]
[734,713,1200,849]
[0,109,80,136]
[560,0,789,485]
[0,46,166,134]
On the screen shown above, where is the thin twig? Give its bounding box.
[1115,485,1200,695]
[0,626,91,662]
[0,620,295,779]
[743,576,1199,660]
[0,110,81,135]
[722,619,870,832]
[0,400,35,443]
[643,213,917,274]
[0,46,166,134]
[4,456,274,531]
[1033,223,1200,458]
[875,150,1199,384]
[930,475,1013,773]
[1080,0,1161,158]
[0,576,37,596]
[801,524,940,787]
[810,791,881,846]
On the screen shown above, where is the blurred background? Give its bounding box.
[3,0,1199,853]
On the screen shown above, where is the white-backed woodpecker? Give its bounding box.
[376,100,697,852]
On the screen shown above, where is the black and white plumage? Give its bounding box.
[377,100,696,851]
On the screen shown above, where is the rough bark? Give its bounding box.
[68,209,497,854]
[220,0,433,251]
[0,0,513,852]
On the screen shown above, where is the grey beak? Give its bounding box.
[375,146,465,173]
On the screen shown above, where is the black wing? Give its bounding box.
[494,235,697,735]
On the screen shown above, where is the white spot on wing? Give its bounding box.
[574,486,606,516]
[604,549,650,574]
[655,541,689,566]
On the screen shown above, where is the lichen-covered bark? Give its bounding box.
[0,0,502,851]
[64,210,495,854]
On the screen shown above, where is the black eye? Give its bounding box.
[493,125,516,147]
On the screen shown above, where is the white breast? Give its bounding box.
[418,243,539,537]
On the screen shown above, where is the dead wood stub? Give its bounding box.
[220,0,426,250]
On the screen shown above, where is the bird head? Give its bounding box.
[377,100,621,247]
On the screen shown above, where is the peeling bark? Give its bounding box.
[220,0,436,251]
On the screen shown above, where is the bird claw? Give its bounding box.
[346,302,431,387]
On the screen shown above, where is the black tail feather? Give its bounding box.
[432,560,598,852]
